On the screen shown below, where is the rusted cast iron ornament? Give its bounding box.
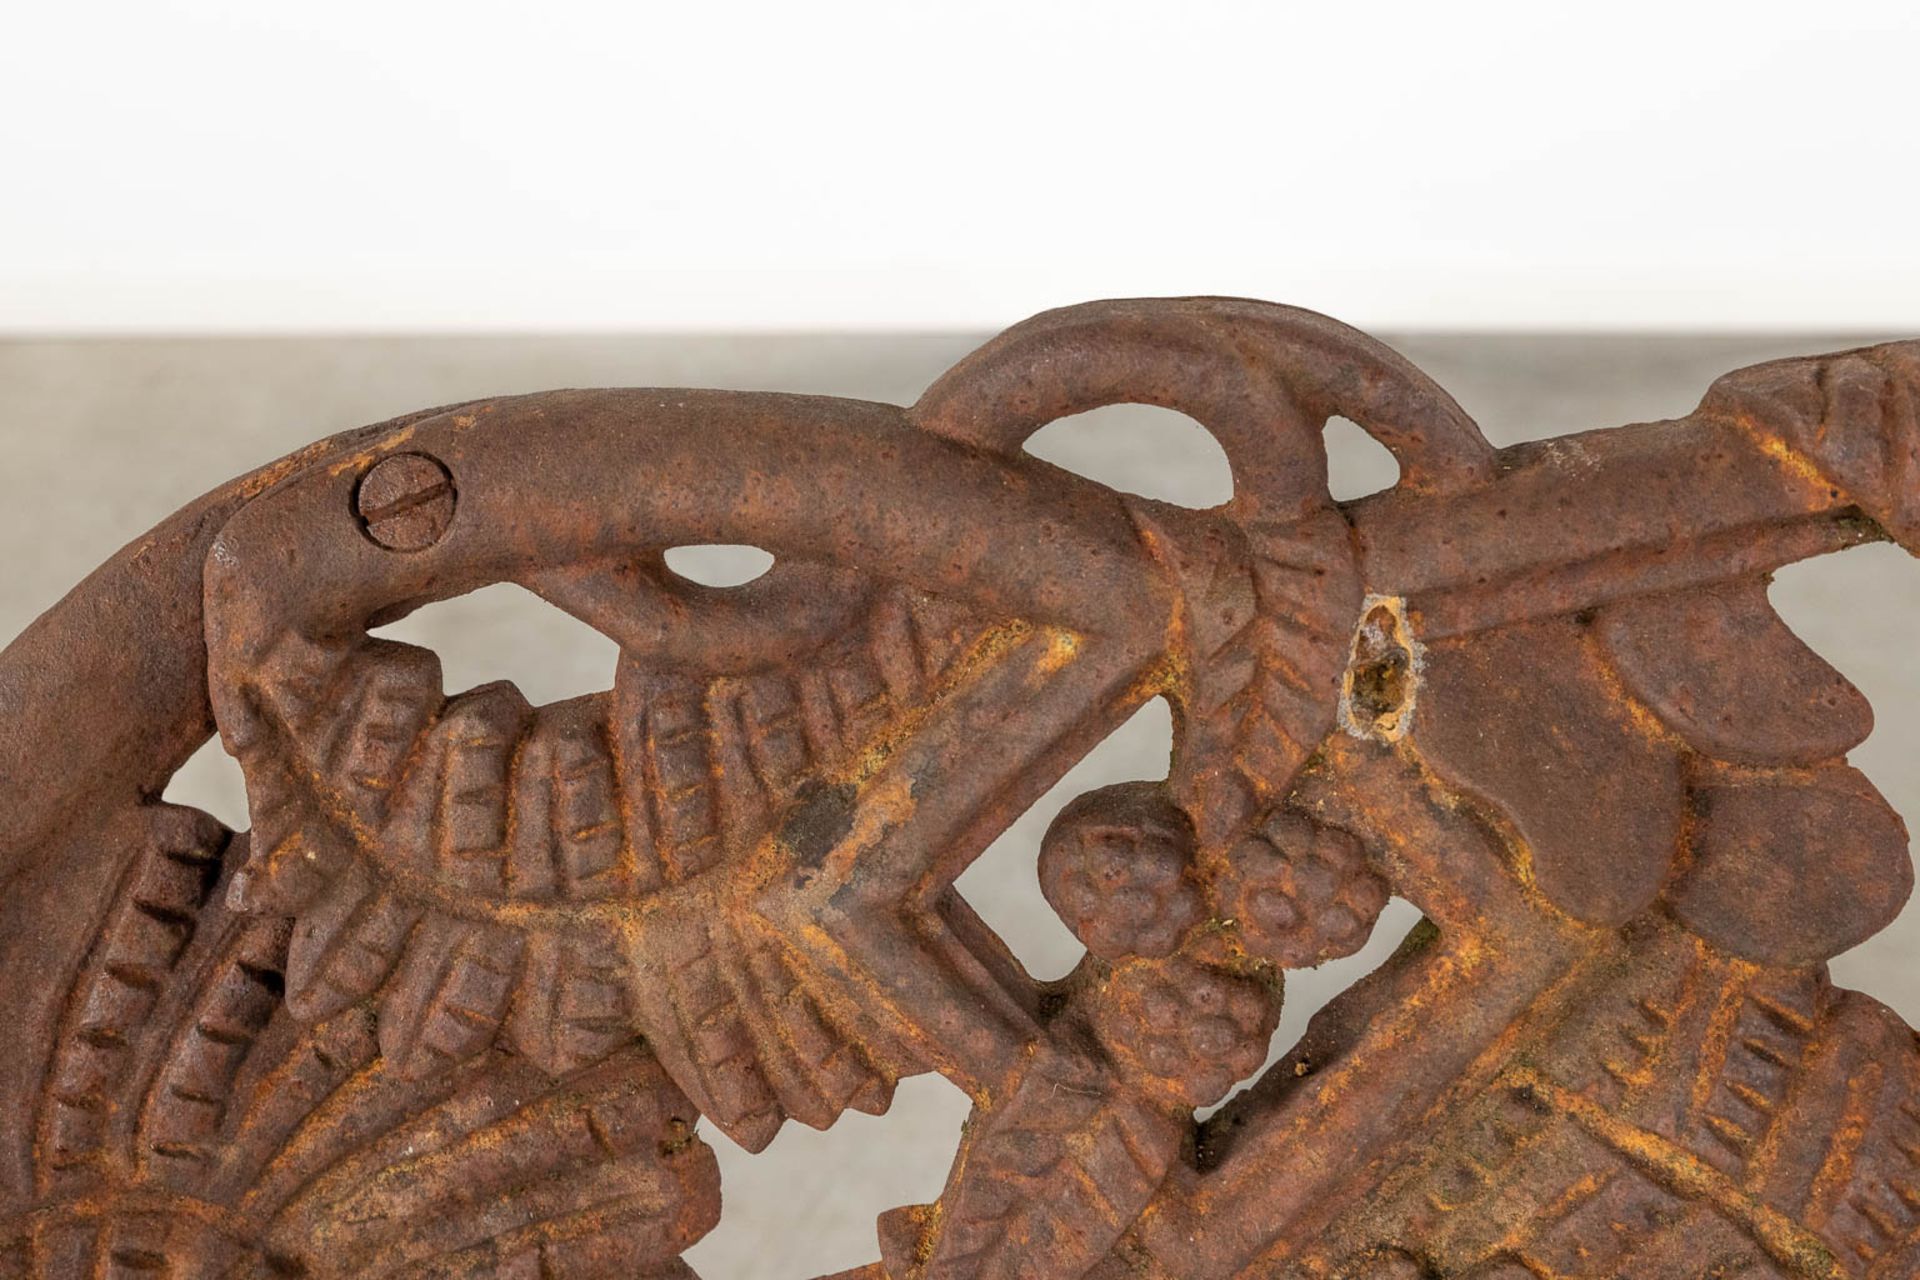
[1,299,1917,1280]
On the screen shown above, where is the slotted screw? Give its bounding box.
[355,453,456,551]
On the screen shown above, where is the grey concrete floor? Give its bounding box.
[2,333,1915,1278]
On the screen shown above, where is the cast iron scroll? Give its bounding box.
[2,298,1918,1279]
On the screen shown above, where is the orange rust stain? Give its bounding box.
[1036,627,1084,675]
[1724,411,1845,500]
[1506,1065,1848,1279]
[839,771,918,859]
[1804,1054,1883,1232]
[325,424,419,477]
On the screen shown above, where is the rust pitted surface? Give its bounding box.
[0,298,1917,1279]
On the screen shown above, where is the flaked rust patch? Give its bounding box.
[324,422,418,477]
[779,780,860,869]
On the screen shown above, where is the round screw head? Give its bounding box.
[355,453,456,551]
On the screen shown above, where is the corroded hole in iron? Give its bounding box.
[1350,610,1411,719]
[1341,596,1420,741]
[664,543,776,587]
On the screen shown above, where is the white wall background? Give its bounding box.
[3,1,1918,333]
